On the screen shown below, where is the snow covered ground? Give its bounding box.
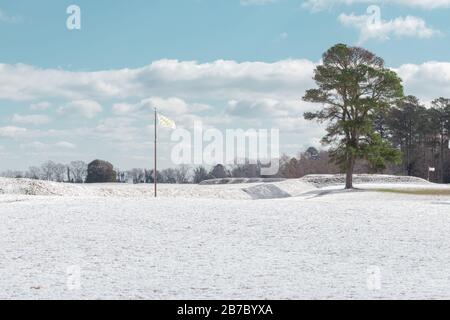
[1,175,450,299]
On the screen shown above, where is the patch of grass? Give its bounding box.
[373,188,450,196]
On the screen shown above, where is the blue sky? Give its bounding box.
[1,0,450,171]
[1,0,449,68]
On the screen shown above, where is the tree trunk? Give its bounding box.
[345,157,355,189]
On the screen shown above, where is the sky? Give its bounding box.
[1,0,450,171]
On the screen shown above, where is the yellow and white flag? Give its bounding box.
[158,114,176,129]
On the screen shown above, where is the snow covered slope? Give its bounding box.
[300,174,430,188]
[0,177,318,199]
[0,177,252,199]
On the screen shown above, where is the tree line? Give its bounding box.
[0,153,337,184]
[0,159,278,184]
[1,160,88,183]
[383,96,450,183]
[1,134,448,184]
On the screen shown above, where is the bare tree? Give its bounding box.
[231,160,261,178]
[193,166,209,184]
[116,170,126,183]
[147,169,162,183]
[129,168,145,184]
[161,168,177,183]
[40,161,56,181]
[175,165,191,184]
[0,170,24,178]
[26,166,41,180]
[70,161,88,183]
[53,163,67,182]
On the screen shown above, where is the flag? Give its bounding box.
[158,114,176,129]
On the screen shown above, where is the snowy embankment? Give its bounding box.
[0,176,316,199]
[0,174,436,200]
[301,174,430,188]
[0,177,251,199]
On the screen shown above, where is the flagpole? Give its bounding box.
[154,108,157,198]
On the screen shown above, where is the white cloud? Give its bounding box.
[55,141,76,149]
[226,99,315,118]
[113,97,213,117]
[20,141,77,151]
[20,141,47,150]
[303,0,450,11]
[30,101,52,111]
[339,13,441,43]
[0,63,137,101]
[273,117,325,137]
[140,97,190,115]
[0,126,27,138]
[395,61,450,103]
[112,103,135,116]
[0,59,316,102]
[95,117,141,143]
[1,58,448,120]
[0,127,72,141]
[12,114,51,125]
[58,100,103,118]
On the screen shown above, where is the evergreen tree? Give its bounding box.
[303,44,403,188]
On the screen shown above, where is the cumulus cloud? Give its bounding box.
[112,103,135,116]
[0,59,316,102]
[1,58,449,123]
[395,61,450,103]
[0,126,27,138]
[19,141,47,150]
[339,13,441,43]
[58,100,103,119]
[303,0,450,11]
[0,127,72,141]
[20,141,77,151]
[226,99,315,118]
[95,117,142,143]
[55,141,76,149]
[112,97,212,116]
[12,114,51,125]
[0,63,138,101]
[30,101,52,111]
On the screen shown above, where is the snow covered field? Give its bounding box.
[1,175,450,299]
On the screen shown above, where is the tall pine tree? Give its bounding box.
[303,44,403,189]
